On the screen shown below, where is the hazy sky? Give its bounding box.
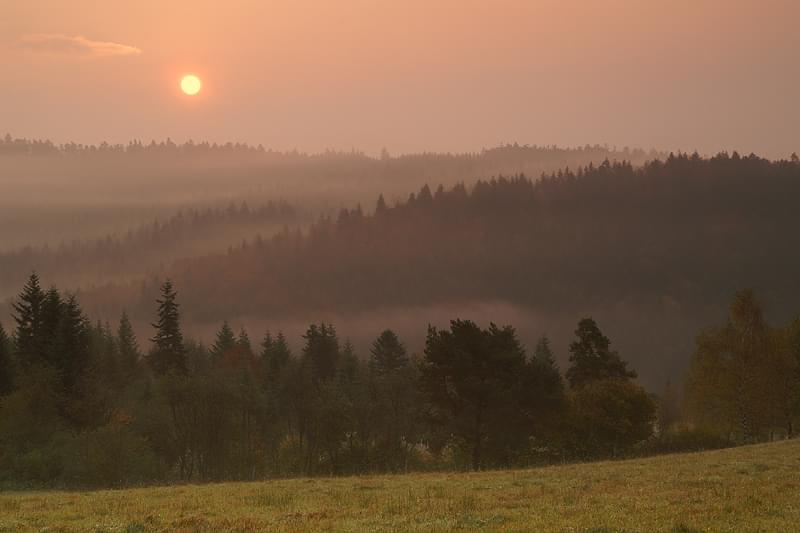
[1,0,798,157]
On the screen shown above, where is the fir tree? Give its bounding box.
[117,311,141,376]
[237,327,253,358]
[375,194,387,214]
[369,329,408,375]
[11,272,46,366]
[302,323,340,382]
[210,321,236,361]
[261,331,292,380]
[52,294,91,393]
[533,335,557,368]
[148,280,186,375]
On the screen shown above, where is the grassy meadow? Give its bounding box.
[1,440,799,532]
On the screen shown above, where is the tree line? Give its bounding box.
[0,274,659,487]
[0,200,299,301]
[68,151,800,385]
[2,275,798,488]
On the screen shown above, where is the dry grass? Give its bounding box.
[1,440,799,532]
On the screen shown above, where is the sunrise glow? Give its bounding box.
[180,74,202,96]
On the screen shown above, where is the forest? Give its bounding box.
[0,201,299,300]
[0,135,652,249]
[0,272,797,488]
[64,151,800,388]
[1,149,800,487]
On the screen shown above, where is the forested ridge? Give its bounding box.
[1,152,799,487]
[79,152,800,321]
[64,153,800,389]
[0,134,659,251]
[0,201,299,300]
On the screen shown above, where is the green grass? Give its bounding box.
[1,440,799,532]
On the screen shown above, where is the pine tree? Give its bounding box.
[148,280,186,376]
[369,329,408,375]
[210,321,236,361]
[421,320,529,470]
[11,272,46,366]
[565,318,636,388]
[117,311,141,376]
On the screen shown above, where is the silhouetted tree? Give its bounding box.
[148,280,186,375]
[237,327,254,359]
[117,311,141,378]
[369,330,419,471]
[369,329,408,374]
[566,318,636,388]
[210,321,236,362]
[261,331,291,381]
[421,320,530,470]
[11,273,46,366]
[302,323,340,382]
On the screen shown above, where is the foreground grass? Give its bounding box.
[1,440,799,532]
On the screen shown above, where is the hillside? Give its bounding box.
[74,153,800,386]
[1,439,797,532]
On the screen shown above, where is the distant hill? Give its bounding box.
[0,135,659,249]
[69,152,800,387]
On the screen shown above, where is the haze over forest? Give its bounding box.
[3,1,800,508]
[2,138,799,390]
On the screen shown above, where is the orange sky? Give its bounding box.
[1,0,798,156]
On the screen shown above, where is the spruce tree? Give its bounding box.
[261,331,292,379]
[11,272,46,366]
[117,311,141,376]
[533,335,557,368]
[40,287,64,366]
[52,294,91,393]
[237,327,254,358]
[369,329,408,375]
[210,321,236,361]
[302,323,340,382]
[149,280,186,375]
[375,194,387,214]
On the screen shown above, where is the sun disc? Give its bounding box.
[180,75,202,96]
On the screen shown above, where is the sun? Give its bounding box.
[180,74,202,96]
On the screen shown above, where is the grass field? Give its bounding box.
[1,440,799,532]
